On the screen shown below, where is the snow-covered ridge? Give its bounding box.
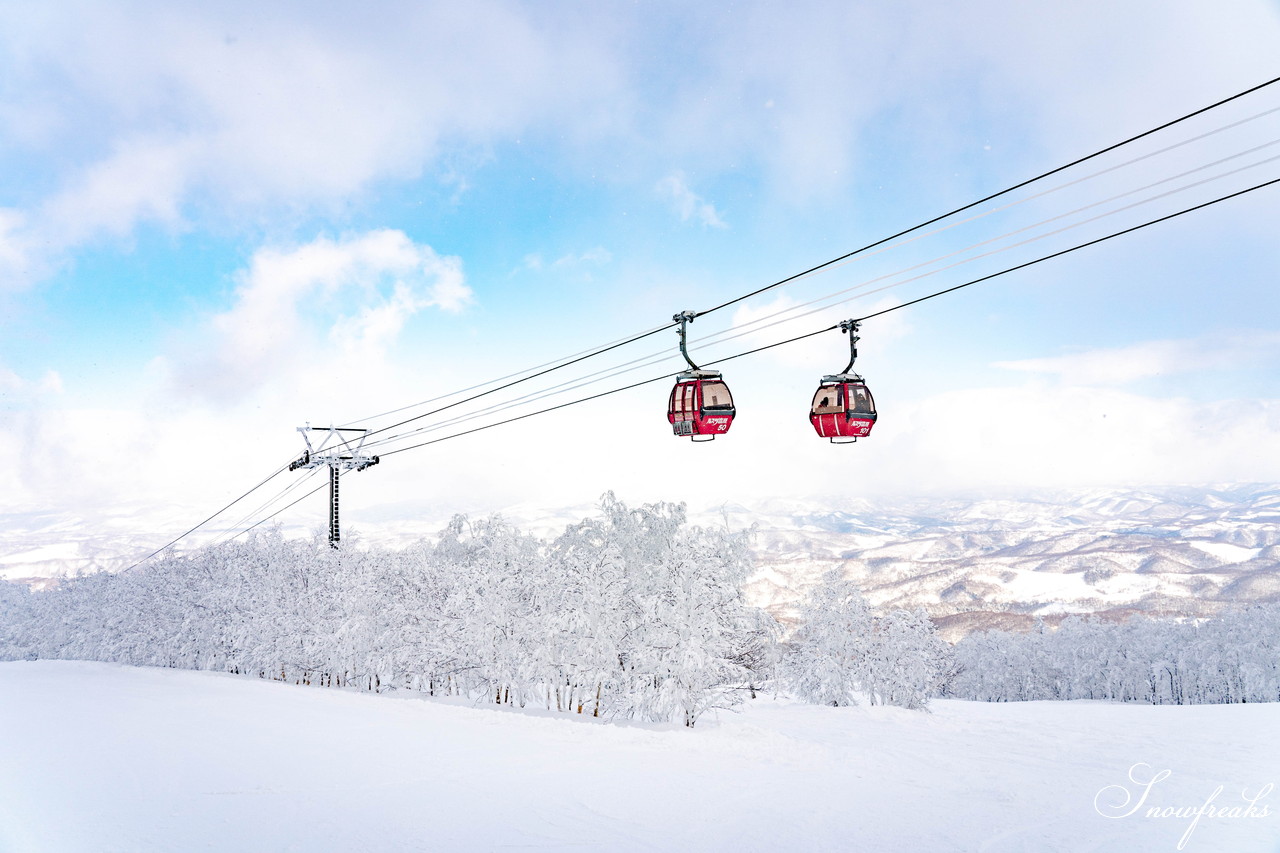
[728,485,1280,637]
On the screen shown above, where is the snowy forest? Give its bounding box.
[2,495,1278,720]
[0,497,949,725]
[946,606,1280,705]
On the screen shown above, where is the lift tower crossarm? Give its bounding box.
[290,424,380,548]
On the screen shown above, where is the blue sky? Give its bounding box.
[2,0,1280,557]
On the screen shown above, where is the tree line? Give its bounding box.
[944,607,1280,705]
[7,494,1270,716]
[0,496,949,725]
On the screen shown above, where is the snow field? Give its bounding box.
[2,661,1278,852]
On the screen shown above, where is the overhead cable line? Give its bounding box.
[357,150,1280,453]
[358,351,680,451]
[213,174,1280,539]
[364,174,1278,462]
[337,321,674,428]
[708,149,1280,340]
[367,328,861,458]
[215,167,1280,543]
[124,456,298,570]
[690,73,1280,320]
[338,79,1280,440]
[209,465,328,547]
[642,143,1280,363]
[682,107,1280,333]
[129,77,1280,556]
[850,175,1280,324]
[231,472,347,543]
[353,321,677,441]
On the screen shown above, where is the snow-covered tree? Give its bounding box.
[14,497,1275,716]
[785,571,874,706]
[0,580,33,660]
[785,571,951,710]
[859,607,952,710]
[0,495,777,727]
[945,606,1280,705]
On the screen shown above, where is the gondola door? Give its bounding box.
[669,379,697,437]
[810,382,847,440]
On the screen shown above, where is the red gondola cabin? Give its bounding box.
[668,370,735,441]
[810,378,876,442]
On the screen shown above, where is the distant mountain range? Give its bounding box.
[6,485,1279,639]
[727,485,1280,639]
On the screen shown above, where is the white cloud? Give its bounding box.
[3,1,1280,554]
[3,0,1278,291]
[728,294,804,353]
[0,367,22,394]
[867,384,1280,491]
[518,247,612,278]
[0,1,623,289]
[553,247,612,267]
[2,134,195,288]
[0,210,32,286]
[39,135,194,245]
[6,344,1280,563]
[624,0,1280,206]
[994,333,1280,385]
[170,230,469,402]
[38,370,63,395]
[0,366,63,398]
[656,173,727,228]
[0,230,473,534]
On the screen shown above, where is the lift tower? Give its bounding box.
[289,425,380,548]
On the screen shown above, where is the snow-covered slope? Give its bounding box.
[2,661,1277,853]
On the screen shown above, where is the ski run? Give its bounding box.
[1,660,1276,852]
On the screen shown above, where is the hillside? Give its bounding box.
[733,485,1280,638]
[2,661,1277,852]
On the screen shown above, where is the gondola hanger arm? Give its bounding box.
[674,311,700,371]
[838,319,861,375]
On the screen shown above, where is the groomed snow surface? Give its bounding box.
[1,662,1277,853]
